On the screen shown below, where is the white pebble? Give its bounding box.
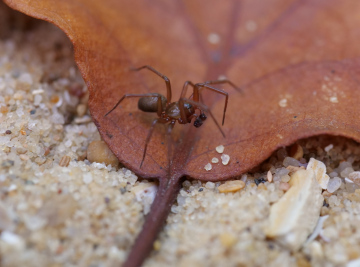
[345,178,354,184]
[327,177,342,193]
[283,157,300,167]
[324,144,333,152]
[216,145,225,153]
[1,231,25,250]
[18,73,33,84]
[134,184,158,203]
[83,173,93,184]
[329,96,338,103]
[204,163,212,171]
[205,182,215,189]
[7,184,17,192]
[211,157,219,164]
[33,94,42,106]
[221,154,230,165]
[279,98,287,107]
[32,88,44,95]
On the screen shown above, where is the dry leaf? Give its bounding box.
[4,0,360,266]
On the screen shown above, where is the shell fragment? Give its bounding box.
[265,169,324,251]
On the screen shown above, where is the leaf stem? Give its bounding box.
[123,175,184,267]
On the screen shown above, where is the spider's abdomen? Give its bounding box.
[138,95,167,113]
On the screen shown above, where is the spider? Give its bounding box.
[105,65,240,168]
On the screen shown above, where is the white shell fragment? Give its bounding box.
[132,182,158,203]
[267,170,273,182]
[215,145,225,153]
[221,154,230,165]
[265,169,324,251]
[204,163,212,171]
[306,158,330,189]
[211,157,219,164]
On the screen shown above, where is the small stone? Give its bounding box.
[267,170,273,182]
[216,145,225,153]
[327,177,342,193]
[221,154,230,165]
[219,232,237,248]
[131,183,158,204]
[281,175,291,183]
[16,147,27,154]
[83,173,93,184]
[329,96,338,103]
[5,130,11,134]
[19,154,29,161]
[340,167,354,178]
[306,158,330,189]
[59,155,71,167]
[0,106,9,114]
[76,103,87,117]
[211,157,219,164]
[348,172,360,185]
[324,144,333,152]
[35,157,46,165]
[153,240,161,251]
[1,231,25,250]
[218,180,245,193]
[87,140,119,167]
[283,157,300,167]
[204,163,212,171]
[205,182,215,189]
[258,183,267,190]
[279,98,287,107]
[279,182,290,191]
[289,144,303,160]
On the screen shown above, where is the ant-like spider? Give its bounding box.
[105,65,240,168]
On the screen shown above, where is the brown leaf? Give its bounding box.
[4,0,360,266]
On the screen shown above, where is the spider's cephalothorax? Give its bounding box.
[105,65,240,168]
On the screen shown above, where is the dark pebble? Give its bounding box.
[30,109,36,115]
[5,130,11,134]
[254,178,266,186]
[198,188,204,192]
[120,187,127,194]
[323,200,329,207]
[2,160,14,167]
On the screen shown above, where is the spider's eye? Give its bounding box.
[194,118,203,128]
[184,103,192,110]
[200,113,207,121]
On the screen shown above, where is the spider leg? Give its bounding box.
[192,84,228,126]
[105,93,164,117]
[180,97,225,138]
[131,65,172,104]
[140,118,161,169]
[202,79,242,94]
[180,81,195,98]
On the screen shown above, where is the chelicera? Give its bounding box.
[105,65,240,168]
